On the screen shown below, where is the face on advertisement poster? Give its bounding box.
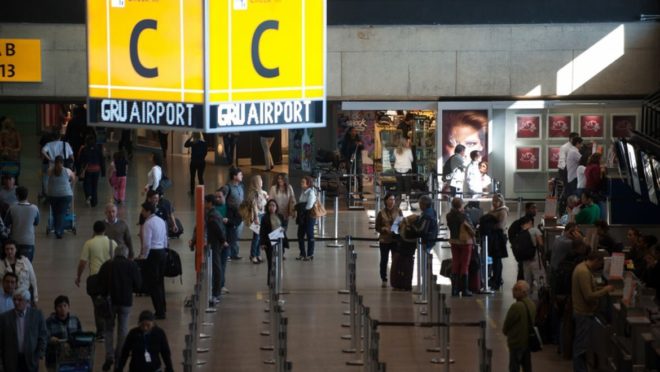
[548,146,561,169]
[516,115,541,139]
[516,146,541,171]
[547,114,572,138]
[580,114,604,138]
[611,115,636,138]
[441,110,488,161]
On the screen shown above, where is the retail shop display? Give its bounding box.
[547,114,572,138]
[579,114,605,139]
[547,146,561,170]
[516,146,541,171]
[611,114,636,138]
[411,114,436,176]
[516,115,541,139]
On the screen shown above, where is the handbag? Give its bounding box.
[459,221,475,243]
[159,176,172,190]
[311,199,326,218]
[523,301,543,352]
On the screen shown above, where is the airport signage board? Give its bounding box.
[0,39,42,82]
[87,0,326,132]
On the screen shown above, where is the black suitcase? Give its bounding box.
[390,252,414,291]
[440,258,452,278]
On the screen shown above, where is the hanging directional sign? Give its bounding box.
[0,39,42,82]
[86,0,326,132]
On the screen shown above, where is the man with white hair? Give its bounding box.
[104,203,134,259]
[0,288,48,372]
[503,280,535,372]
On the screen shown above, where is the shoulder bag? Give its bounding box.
[523,301,543,352]
[311,190,326,218]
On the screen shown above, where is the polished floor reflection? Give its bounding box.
[18,136,572,371]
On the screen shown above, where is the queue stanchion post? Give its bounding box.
[426,283,441,349]
[481,236,494,294]
[415,250,430,308]
[338,236,352,294]
[606,196,611,225]
[326,196,344,248]
[346,295,365,366]
[205,247,217,313]
[342,251,357,329]
[320,190,327,237]
[276,238,288,295]
[478,320,492,372]
[517,197,523,218]
[414,238,424,295]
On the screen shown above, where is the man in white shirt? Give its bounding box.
[463,150,483,199]
[557,132,579,183]
[565,136,584,198]
[139,202,168,320]
[41,134,74,167]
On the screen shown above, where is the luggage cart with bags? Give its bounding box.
[55,332,96,372]
[46,191,77,235]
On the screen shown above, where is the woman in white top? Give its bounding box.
[268,173,296,230]
[463,150,483,198]
[295,176,317,261]
[144,152,163,194]
[247,175,268,264]
[479,161,492,194]
[575,152,589,197]
[1,239,38,305]
[393,137,414,199]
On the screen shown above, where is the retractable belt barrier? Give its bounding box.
[338,235,492,372]
[260,241,292,371]
[182,246,212,371]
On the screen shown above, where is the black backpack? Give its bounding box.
[442,154,457,182]
[512,230,536,262]
[507,217,525,245]
[164,249,183,282]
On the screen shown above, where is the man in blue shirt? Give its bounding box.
[0,272,17,313]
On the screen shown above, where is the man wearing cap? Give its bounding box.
[0,289,48,372]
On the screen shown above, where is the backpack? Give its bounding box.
[399,215,422,243]
[442,155,457,182]
[164,248,183,282]
[512,229,536,262]
[239,198,255,224]
[507,218,523,245]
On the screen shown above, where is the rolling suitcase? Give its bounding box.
[390,251,414,291]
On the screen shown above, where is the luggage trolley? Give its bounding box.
[46,191,77,236]
[55,332,96,372]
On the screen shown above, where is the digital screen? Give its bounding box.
[640,151,657,205]
[614,140,629,186]
[626,143,641,195]
[652,158,660,205]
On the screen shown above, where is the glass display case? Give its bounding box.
[411,114,436,176]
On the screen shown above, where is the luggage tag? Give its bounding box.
[144,351,152,363]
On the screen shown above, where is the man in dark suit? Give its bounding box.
[0,289,48,372]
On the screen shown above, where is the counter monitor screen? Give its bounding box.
[626,143,641,195]
[640,151,657,205]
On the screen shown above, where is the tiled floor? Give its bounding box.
[16,134,573,371]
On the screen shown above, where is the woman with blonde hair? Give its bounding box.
[246,175,268,264]
[268,173,296,231]
[394,137,414,200]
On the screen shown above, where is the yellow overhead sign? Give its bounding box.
[208,0,326,131]
[0,39,42,82]
[87,0,325,132]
